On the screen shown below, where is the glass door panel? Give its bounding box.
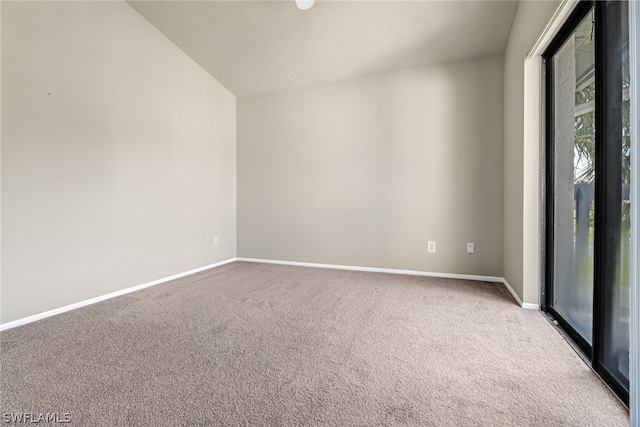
[600,0,630,391]
[551,9,596,345]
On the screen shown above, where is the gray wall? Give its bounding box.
[502,1,558,303]
[1,1,236,323]
[238,55,504,277]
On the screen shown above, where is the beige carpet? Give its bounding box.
[0,261,629,426]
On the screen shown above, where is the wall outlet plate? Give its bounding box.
[466,242,475,254]
[428,241,436,253]
[214,236,219,246]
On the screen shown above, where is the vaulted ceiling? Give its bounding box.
[128,1,519,96]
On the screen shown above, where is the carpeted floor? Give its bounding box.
[0,261,629,426]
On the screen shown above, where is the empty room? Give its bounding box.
[1,0,638,425]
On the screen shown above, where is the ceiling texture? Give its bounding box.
[128,0,519,97]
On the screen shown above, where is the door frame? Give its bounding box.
[628,0,638,423]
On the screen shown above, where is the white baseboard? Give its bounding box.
[500,278,524,306]
[237,257,537,309]
[0,258,237,332]
[237,257,504,283]
[500,278,539,310]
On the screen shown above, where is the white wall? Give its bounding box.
[1,1,236,324]
[503,0,559,304]
[238,55,504,277]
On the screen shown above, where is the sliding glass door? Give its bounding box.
[544,0,630,405]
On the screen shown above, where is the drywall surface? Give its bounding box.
[238,55,504,277]
[1,1,236,323]
[503,1,559,304]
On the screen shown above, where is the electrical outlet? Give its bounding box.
[467,242,475,254]
[214,236,219,246]
[428,241,436,253]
